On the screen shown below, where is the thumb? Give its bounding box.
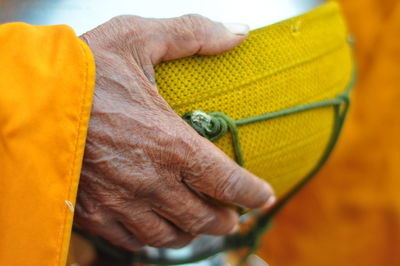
[148,14,249,64]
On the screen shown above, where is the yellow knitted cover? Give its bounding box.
[155,2,353,197]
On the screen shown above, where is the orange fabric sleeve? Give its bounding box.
[0,23,95,265]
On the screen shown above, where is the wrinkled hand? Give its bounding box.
[76,14,275,251]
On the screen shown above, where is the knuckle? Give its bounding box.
[188,213,217,234]
[146,230,177,248]
[108,15,131,31]
[111,15,138,25]
[140,220,172,247]
[110,15,128,22]
[75,201,106,227]
[180,14,205,27]
[179,13,208,42]
[170,236,195,249]
[86,212,106,226]
[150,235,179,248]
[166,197,192,217]
[75,211,106,233]
[107,15,146,43]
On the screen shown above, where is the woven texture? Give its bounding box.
[155,2,353,197]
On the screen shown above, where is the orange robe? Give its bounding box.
[2,1,399,264]
[259,1,400,265]
[0,23,95,265]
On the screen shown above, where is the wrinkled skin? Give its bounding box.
[76,14,275,251]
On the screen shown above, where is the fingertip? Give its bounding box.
[218,206,240,235]
[260,195,276,211]
[202,21,249,55]
[229,223,240,234]
[254,181,276,208]
[237,170,276,209]
[200,205,240,236]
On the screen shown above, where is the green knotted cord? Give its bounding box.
[182,77,353,266]
[183,93,350,168]
[74,72,354,266]
[76,27,356,263]
[183,111,243,165]
[74,73,354,266]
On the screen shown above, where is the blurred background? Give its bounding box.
[1,0,399,265]
[0,0,322,33]
[258,1,400,265]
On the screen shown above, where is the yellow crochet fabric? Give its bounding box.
[155,2,353,197]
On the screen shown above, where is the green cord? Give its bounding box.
[181,77,353,266]
[183,111,243,165]
[77,35,356,263]
[183,94,350,168]
[76,74,354,266]
[76,72,354,266]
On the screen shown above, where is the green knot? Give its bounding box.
[182,111,231,141]
[183,111,244,166]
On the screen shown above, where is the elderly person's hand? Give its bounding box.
[76,14,275,251]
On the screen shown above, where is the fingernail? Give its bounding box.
[229,224,240,234]
[268,195,276,205]
[261,195,276,210]
[223,23,250,35]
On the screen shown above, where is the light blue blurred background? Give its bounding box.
[0,0,322,34]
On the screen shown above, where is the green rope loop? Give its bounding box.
[183,111,228,142]
[183,111,243,165]
[182,88,352,169]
